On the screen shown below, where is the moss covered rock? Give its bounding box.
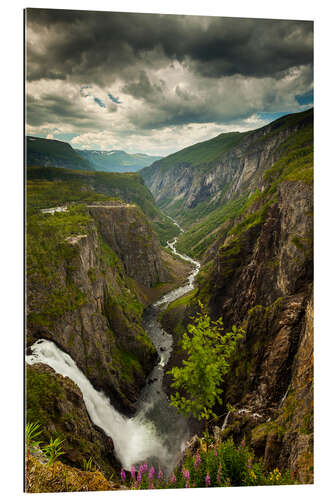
[26,363,118,476]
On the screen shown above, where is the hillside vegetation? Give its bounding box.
[145,131,247,173]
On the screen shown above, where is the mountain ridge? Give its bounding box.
[26,136,95,171]
[76,148,162,172]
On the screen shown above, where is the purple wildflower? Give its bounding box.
[194,451,202,468]
[158,468,163,480]
[217,465,222,485]
[214,445,218,457]
[120,468,126,482]
[137,471,142,484]
[143,463,148,473]
[171,473,177,483]
[205,473,211,487]
[130,465,136,479]
[139,464,144,474]
[182,469,190,481]
[148,466,155,480]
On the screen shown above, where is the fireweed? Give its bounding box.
[119,438,294,490]
[194,451,202,468]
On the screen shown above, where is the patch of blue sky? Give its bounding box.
[295,89,313,106]
[257,111,290,122]
[58,133,78,143]
[80,85,91,97]
[41,132,77,143]
[108,93,121,104]
[94,97,106,108]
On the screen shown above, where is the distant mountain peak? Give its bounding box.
[76,148,163,173]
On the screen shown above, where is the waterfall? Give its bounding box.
[26,339,169,471]
[221,411,231,431]
[278,385,290,409]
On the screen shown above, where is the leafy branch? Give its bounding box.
[168,301,244,433]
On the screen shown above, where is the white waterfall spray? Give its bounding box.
[26,339,170,471]
[221,411,231,431]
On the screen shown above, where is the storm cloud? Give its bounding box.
[25,8,313,154]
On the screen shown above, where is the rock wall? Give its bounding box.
[88,204,170,287]
[198,182,313,482]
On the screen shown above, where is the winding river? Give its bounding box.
[26,218,200,476]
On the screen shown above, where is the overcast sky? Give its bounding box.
[25,9,313,155]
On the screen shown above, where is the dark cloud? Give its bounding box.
[26,9,313,84]
[122,71,166,103]
[25,9,313,153]
[185,18,313,78]
[26,93,101,128]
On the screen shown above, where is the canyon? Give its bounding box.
[25,108,313,486]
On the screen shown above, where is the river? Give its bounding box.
[26,218,200,476]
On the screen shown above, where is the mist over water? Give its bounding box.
[26,219,201,475]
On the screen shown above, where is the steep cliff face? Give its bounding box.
[26,203,169,414]
[207,179,313,327]
[88,204,170,287]
[201,170,312,482]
